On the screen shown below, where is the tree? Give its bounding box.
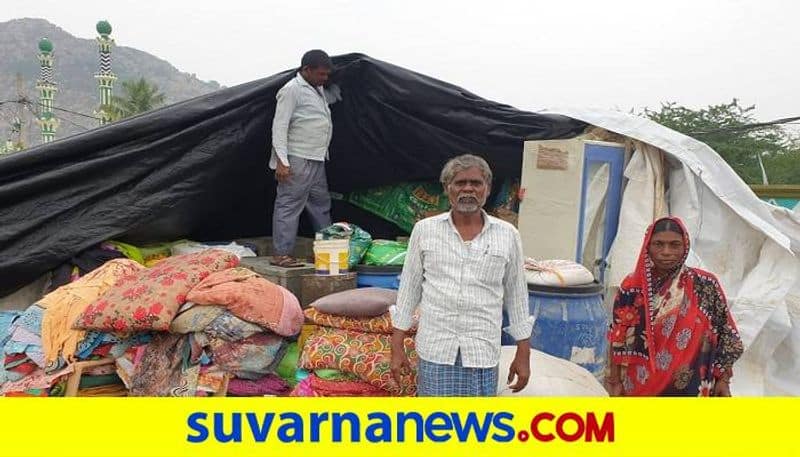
[643,99,800,184]
[111,77,166,120]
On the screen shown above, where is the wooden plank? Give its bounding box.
[63,357,116,397]
[750,185,800,198]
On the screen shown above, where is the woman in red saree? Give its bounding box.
[606,216,744,396]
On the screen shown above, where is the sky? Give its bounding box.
[3,0,798,123]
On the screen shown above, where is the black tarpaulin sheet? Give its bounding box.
[0,53,586,295]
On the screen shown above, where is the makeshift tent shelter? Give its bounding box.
[542,108,800,396]
[1,53,797,395]
[0,53,584,297]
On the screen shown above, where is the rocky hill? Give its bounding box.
[0,18,222,147]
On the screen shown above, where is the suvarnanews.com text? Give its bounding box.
[186,410,615,444]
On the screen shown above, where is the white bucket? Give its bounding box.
[313,239,350,275]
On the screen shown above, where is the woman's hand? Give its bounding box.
[605,378,624,396]
[714,378,732,397]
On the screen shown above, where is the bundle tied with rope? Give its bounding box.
[523,259,596,287]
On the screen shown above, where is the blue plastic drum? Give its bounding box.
[355,265,402,290]
[501,282,608,380]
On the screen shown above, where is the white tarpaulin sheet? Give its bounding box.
[544,108,800,396]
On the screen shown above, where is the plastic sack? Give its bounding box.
[347,179,522,232]
[346,182,450,233]
[275,342,299,387]
[136,242,176,267]
[496,347,607,397]
[363,240,408,266]
[104,240,181,266]
[102,241,146,265]
[524,258,595,287]
[171,241,257,258]
[316,222,372,268]
[487,179,521,226]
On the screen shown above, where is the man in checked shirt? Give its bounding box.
[390,154,533,396]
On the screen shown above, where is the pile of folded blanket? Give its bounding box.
[294,288,418,396]
[1,249,303,397]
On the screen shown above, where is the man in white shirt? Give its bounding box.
[269,50,334,267]
[390,154,533,396]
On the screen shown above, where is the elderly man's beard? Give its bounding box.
[454,193,483,213]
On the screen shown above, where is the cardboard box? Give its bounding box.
[238,257,314,299]
[235,236,314,261]
[300,273,357,307]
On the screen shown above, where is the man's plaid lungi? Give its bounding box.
[416,350,498,397]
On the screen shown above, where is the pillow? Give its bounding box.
[299,326,417,396]
[310,287,397,317]
[73,249,239,332]
[186,267,303,337]
[304,308,398,334]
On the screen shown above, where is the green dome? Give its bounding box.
[41,111,55,120]
[96,20,112,35]
[38,37,53,53]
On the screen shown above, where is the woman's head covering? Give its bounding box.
[630,216,690,371]
[632,216,690,301]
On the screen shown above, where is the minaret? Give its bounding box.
[7,118,22,153]
[35,37,59,144]
[94,20,117,125]
[1,119,18,154]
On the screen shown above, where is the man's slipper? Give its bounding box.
[269,255,306,268]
